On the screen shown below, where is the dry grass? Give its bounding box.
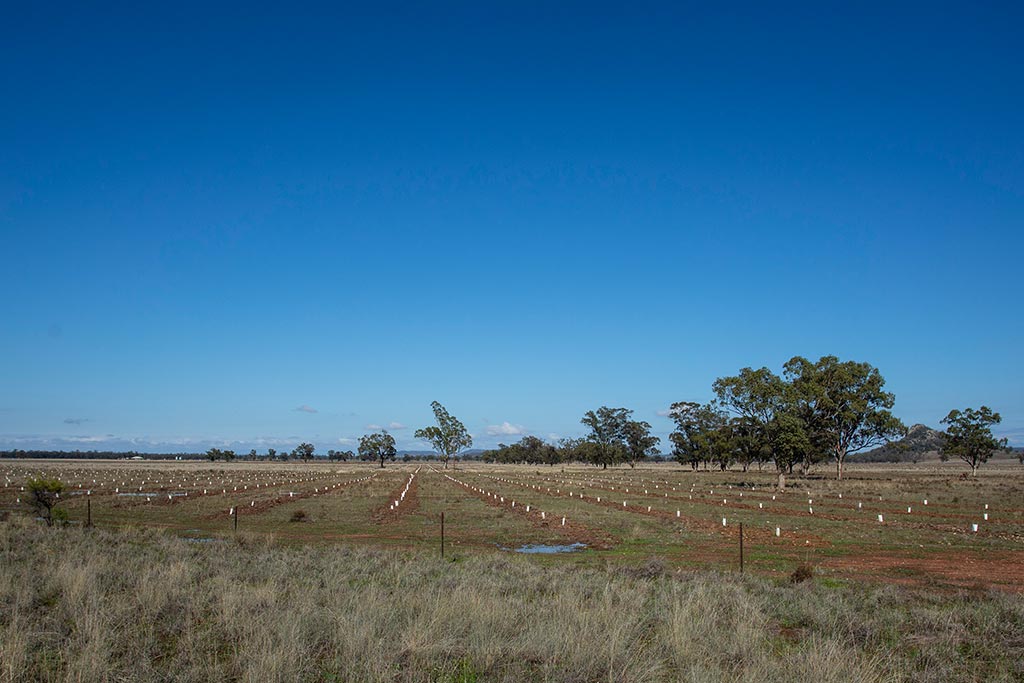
[2,518,1023,682]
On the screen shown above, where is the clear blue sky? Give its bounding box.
[2,1,1022,453]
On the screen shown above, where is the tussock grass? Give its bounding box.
[1,518,1021,682]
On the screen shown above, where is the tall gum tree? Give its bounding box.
[784,356,906,481]
[623,420,660,468]
[580,407,631,469]
[359,430,397,469]
[666,402,725,471]
[940,406,1008,476]
[415,401,472,470]
[712,367,796,491]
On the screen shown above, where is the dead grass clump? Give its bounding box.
[790,564,815,583]
[289,510,308,523]
[621,557,666,580]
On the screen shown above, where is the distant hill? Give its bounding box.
[851,424,946,463]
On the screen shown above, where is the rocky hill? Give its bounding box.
[851,424,946,463]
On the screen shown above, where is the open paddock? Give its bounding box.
[3,458,1023,591]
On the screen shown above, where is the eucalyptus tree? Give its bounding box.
[359,431,397,469]
[204,447,235,462]
[415,401,473,470]
[730,416,768,472]
[516,435,561,466]
[940,406,1008,476]
[623,420,660,468]
[784,355,906,481]
[666,401,723,470]
[292,442,315,462]
[580,407,631,469]
[556,437,588,464]
[712,367,800,490]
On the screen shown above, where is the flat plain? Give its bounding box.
[4,459,1024,682]
[3,458,1023,591]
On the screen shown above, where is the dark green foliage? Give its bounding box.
[415,401,473,470]
[667,402,726,471]
[670,357,907,486]
[291,442,315,462]
[359,431,397,468]
[784,356,906,480]
[580,407,631,469]
[27,478,65,527]
[623,420,660,468]
[204,448,236,462]
[483,436,561,466]
[940,406,1008,476]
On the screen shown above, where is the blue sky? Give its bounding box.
[2,1,1022,453]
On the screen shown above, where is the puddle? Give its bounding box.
[513,542,587,554]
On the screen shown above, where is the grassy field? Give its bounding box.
[3,459,1022,590]
[2,459,1023,681]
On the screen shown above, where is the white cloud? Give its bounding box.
[61,434,114,443]
[367,421,406,431]
[486,421,525,437]
[294,405,318,414]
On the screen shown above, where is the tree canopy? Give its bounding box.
[940,406,1008,476]
[292,442,315,462]
[359,431,397,469]
[623,420,660,468]
[580,407,631,469]
[414,401,472,469]
[784,355,906,480]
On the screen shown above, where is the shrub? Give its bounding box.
[26,477,65,527]
[790,564,815,583]
[289,510,308,523]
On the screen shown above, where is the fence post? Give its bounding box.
[233,508,238,532]
[87,497,92,528]
[440,511,445,559]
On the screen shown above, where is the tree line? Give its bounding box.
[480,355,1011,488]
[2,357,1012,481]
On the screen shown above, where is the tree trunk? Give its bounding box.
[777,470,786,492]
[836,457,843,481]
[971,462,978,477]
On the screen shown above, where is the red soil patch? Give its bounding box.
[372,472,420,524]
[821,549,1024,592]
